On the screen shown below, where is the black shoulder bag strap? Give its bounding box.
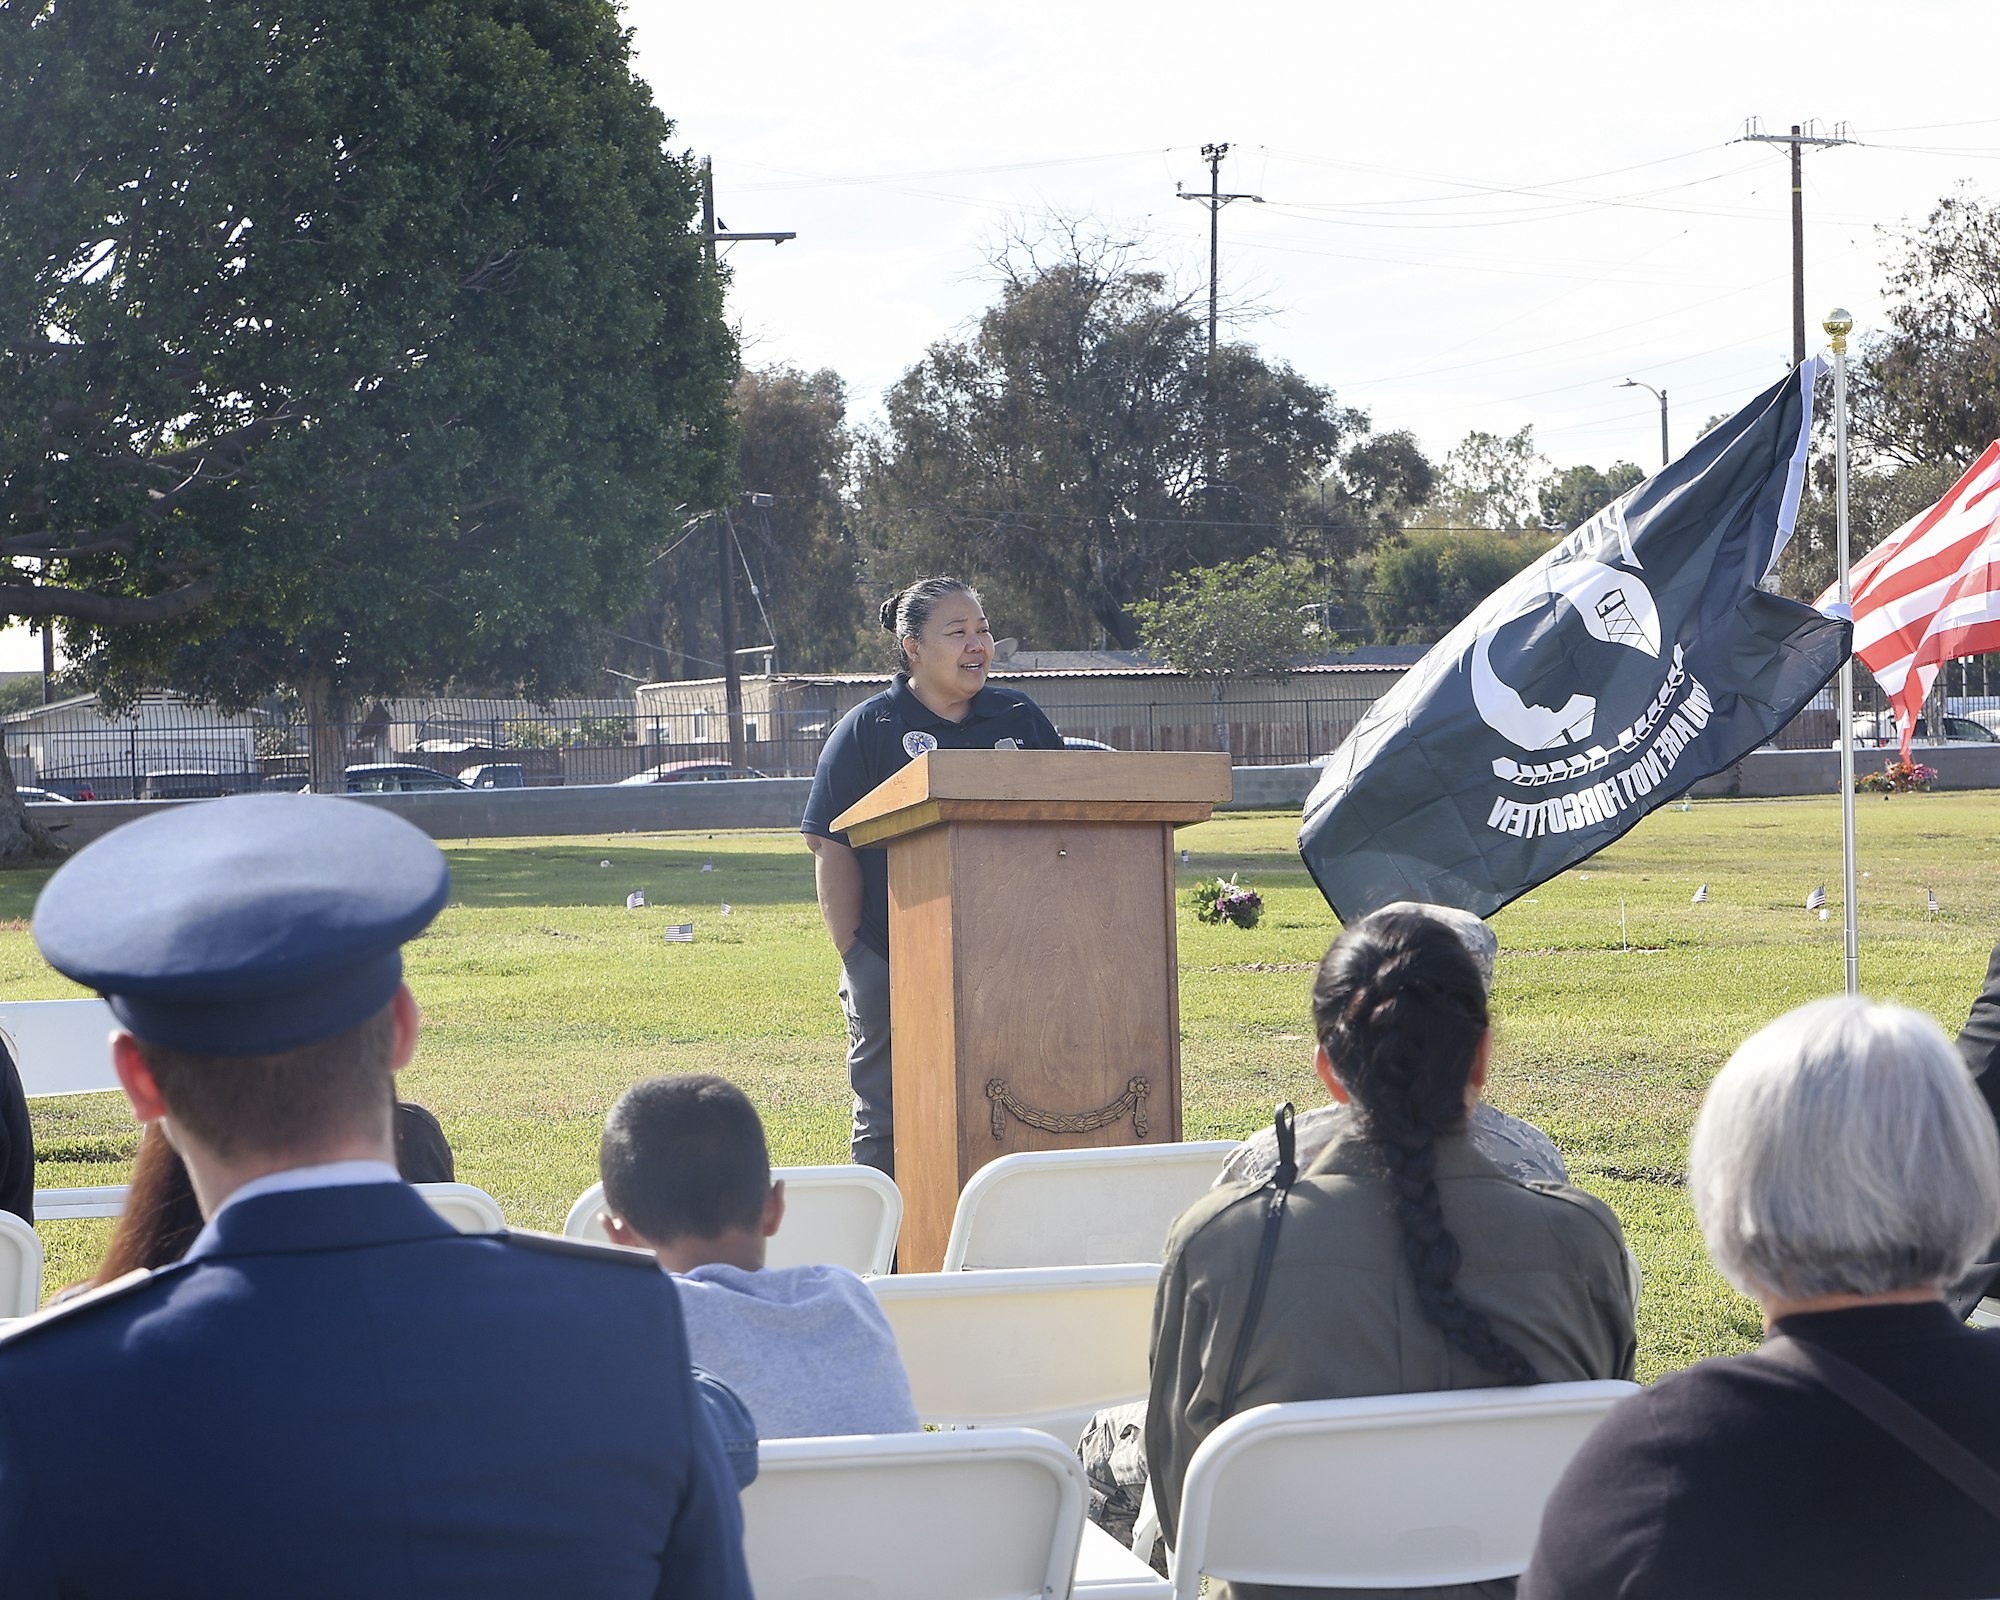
[1219,1102,1298,1418]
[1760,1333,2000,1523]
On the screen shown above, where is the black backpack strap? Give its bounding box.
[1219,1102,1298,1418]
[1760,1334,2000,1523]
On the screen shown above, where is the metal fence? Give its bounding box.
[7,659,1997,799]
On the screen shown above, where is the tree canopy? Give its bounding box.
[859,227,1359,649]
[1431,426,1549,531]
[728,367,866,673]
[1540,460,1644,532]
[1357,528,1551,646]
[1130,551,1314,753]
[0,0,735,787]
[1853,188,2000,471]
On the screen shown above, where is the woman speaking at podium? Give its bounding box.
[801,578,1062,1175]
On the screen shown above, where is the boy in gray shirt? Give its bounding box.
[598,1074,920,1441]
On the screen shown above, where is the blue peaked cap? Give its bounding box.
[33,794,451,1057]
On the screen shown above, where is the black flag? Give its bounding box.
[1301,363,1850,921]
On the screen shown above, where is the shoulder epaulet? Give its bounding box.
[498,1227,660,1268]
[1514,1176,1629,1242]
[0,1267,160,1348]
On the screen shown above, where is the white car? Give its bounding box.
[1842,711,1999,748]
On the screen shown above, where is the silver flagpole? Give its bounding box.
[1826,308,1860,996]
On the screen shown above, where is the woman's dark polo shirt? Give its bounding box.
[801,676,1061,959]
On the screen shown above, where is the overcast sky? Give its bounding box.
[7,1,1995,671]
[630,0,1999,469]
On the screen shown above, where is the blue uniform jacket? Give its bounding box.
[0,1182,752,1599]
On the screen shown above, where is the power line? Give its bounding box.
[1733,118,1855,367]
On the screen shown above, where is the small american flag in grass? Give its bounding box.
[662,923,694,943]
[1690,884,1708,904]
[1928,888,1940,914]
[1805,885,1827,912]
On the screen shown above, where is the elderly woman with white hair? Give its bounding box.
[1520,995,2000,1599]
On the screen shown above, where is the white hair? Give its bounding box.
[1690,995,2000,1301]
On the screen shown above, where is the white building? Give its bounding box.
[0,693,260,799]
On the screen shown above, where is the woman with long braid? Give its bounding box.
[1146,907,1636,1599]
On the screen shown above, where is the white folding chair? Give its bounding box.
[0,1211,46,1317]
[0,998,120,1097]
[416,1182,505,1233]
[868,1263,1158,1449]
[943,1142,1235,1270]
[31,1183,130,1222]
[1167,1380,1639,1597]
[741,1428,1087,1600]
[1072,1522,1173,1599]
[6,997,126,1225]
[564,1164,902,1275]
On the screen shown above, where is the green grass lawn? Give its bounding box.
[8,791,1998,1380]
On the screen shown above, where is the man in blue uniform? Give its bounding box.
[0,794,751,1600]
[801,577,1063,1174]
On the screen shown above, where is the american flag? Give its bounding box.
[1691,883,1708,904]
[626,889,646,909]
[662,923,694,943]
[1819,440,2000,762]
[1928,888,1940,914]
[1806,885,1827,911]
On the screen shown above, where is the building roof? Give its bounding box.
[0,690,258,729]
[636,656,1414,696]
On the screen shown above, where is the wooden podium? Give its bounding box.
[833,750,1232,1269]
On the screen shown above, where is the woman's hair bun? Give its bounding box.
[878,594,901,633]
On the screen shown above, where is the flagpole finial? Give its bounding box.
[1823,307,1854,352]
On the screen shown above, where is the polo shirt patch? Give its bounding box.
[993,737,1020,749]
[902,730,939,758]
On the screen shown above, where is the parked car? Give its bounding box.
[344,763,470,793]
[260,773,311,793]
[617,760,770,785]
[1843,712,2000,748]
[1965,708,2000,739]
[140,770,227,800]
[15,786,72,804]
[459,763,527,789]
[1061,736,1117,752]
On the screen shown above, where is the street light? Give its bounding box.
[1618,379,1670,467]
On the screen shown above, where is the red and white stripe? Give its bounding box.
[1818,441,2000,760]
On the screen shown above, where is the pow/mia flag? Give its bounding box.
[1301,362,1850,921]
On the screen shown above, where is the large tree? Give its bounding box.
[614,364,867,685]
[1852,188,2000,471]
[729,367,867,672]
[859,227,1359,649]
[1431,426,1550,531]
[1540,460,1645,533]
[0,0,735,833]
[1356,528,1551,646]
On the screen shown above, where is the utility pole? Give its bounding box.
[1176,142,1262,370]
[1735,119,1854,369]
[699,156,794,771]
[1176,143,1261,491]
